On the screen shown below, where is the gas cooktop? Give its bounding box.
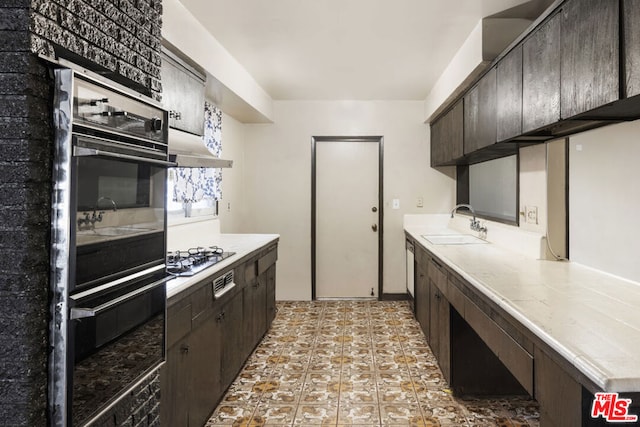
[166,246,235,277]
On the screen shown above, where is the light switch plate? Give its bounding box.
[392,199,400,209]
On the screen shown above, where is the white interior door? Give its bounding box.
[315,139,379,298]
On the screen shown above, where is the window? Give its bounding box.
[459,154,518,224]
[167,168,219,219]
[167,101,223,221]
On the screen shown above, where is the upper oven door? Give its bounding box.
[71,134,172,293]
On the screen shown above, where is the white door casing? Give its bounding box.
[314,138,380,298]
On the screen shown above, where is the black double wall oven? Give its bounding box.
[50,68,173,426]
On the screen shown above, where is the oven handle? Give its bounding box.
[70,276,171,320]
[74,146,177,167]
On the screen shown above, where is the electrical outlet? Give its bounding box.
[416,197,424,208]
[525,206,538,224]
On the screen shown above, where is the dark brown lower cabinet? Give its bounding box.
[161,336,190,427]
[266,264,277,325]
[414,256,430,340]
[162,289,241,427]
[162,244,278,427]
[243,259,266,358]
[535,347,582,427]
[428,257,450,383]
[243,246,277,358]
[411,239,640,425]
[188,313,222,427]
[220,291,245,391]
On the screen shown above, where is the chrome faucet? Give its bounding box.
[78,197,118,230]
[451,204,487,233]
[96,197,117,212]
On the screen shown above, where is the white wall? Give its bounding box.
[569,120,640,283]
[241,101,456,300]
[519,143,547,234]
[217,111,247,233]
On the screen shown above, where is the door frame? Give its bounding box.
[311,136,384,300]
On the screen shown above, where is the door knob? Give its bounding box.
[372,224,378,232]
[372,207,377,212]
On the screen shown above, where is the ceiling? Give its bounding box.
[178,0,552,101]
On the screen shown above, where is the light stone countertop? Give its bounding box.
[166,233,279,300]
[405,221,640,393]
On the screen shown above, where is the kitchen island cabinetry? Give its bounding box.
[560,0,619,119]
[161,237,279,427]
[430,100,463,166]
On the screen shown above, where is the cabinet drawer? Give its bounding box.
[258,247,278,275]
[464,298,534,394]
[167,302,192,349]
[245,260,257,283]
[444,276,465,316]
[415,244,429,268]
[191,282,213,323]
[429,257,448,291]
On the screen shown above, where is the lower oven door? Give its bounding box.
[68,267,168,426]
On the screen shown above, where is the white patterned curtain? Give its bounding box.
[172,102,223,202]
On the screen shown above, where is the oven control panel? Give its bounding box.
[73,76,167,144]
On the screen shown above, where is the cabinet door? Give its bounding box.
[161,52,206,135]
[221,291,244,391]
[430,99,463,166]
[188,316,222,426]
[561,0,619,119]
[522,13,561,133]
[266,265,277,326]
[255,273,268,341]
[243,264,267,357]
[464,68,497,154]
[160,338,190,427]
[496,46,523,142]
[624,0,640,98]
[428,258,451,383]
[414,246,430,340]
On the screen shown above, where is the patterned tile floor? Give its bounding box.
[206,300,540,427]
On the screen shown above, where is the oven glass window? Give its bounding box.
[77,157,151,211]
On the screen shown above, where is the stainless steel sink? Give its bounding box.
[78,226,155,237]
[421,234,487,245]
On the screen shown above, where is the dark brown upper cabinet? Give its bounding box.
[464,68,497,154]
[430,99,464,166]
[624,0,640,98]
[522,12,561,134]
[496,45,523,142]
[560,0,619,119]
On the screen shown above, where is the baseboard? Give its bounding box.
[380,293,410,301]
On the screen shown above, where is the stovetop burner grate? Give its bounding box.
[166,246,235,276]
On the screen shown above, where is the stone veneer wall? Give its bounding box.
[0,0,163,425]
